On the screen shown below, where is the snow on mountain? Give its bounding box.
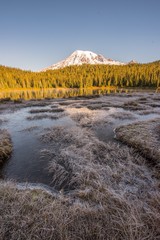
[41,50,125,71]
[128,60,138,64]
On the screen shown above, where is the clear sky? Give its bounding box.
[0,0,160,71]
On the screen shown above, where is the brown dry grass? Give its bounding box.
[1,180,159,240]
[0,129,12,164]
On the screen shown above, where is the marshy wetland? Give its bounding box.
[0,90,160,240]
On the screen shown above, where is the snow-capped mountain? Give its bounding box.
[41,50,125,71]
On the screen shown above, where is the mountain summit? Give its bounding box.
[42,50,125,71]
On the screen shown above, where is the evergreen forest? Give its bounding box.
[0,61,159,90]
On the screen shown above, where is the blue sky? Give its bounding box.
[0,0,160,71]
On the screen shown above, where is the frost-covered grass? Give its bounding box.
[36,125,160,239]
[0,129,12,164]
[65,107,111,128]
[2,124,160,239]
[115,119,160,175]
[1,124,160,239]
[40,125,158,194]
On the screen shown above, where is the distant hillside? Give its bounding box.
[0,61,159,89]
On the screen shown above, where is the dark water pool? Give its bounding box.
[0,104,75,186]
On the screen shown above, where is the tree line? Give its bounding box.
[0,61,159,89]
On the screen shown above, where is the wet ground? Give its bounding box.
[0,91,160,187]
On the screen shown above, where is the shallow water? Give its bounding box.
[0,92,160,188]
[94,107,160,143]
[0,103,75,186]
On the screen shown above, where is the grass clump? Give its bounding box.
[115,118,160,172]
[0,129,12,164]
[26,101,50,108]
[0,97,11,103]
[66,107,109,128]
[110,111,136,120]
[87,104,103,110]
[27,113,66,121]
[20,126,39,132]
[137,109,160,115]
[13,99,23,103]
[123,101,145,111]
[29,108,64,114]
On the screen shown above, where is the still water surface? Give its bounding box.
[0,105,75,186]
[0,87,154,100]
